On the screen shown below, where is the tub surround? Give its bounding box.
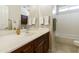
[0,28,49,53]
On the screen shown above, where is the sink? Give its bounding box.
[74,40,79,46]
[19,29,35,36]
[0,30,15,37]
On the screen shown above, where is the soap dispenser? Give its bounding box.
[16,28,20,35]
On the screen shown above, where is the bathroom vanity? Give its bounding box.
[0,5,52,53]
[12,32,49,53]
[0,28,49,53]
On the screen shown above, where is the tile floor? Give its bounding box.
[54,37,78,53]
[55,42,77,53]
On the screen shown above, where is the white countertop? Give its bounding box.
[0,28,49,53]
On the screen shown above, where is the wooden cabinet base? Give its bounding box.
[12,32,49,53]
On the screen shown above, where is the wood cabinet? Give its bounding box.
[12,41,33,53]
[34,41,44,53]
[12,32,49,53]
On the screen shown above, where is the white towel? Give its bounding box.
[28,17,32,25]
[32,17,36,25]
[39,17,44,25]
[44,16,49,25]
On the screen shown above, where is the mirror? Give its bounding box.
[0,5,21,30]
[0,5,52,31]
[21,5,29,29]
[0,5,8,30]
[0,5,52,36]
[0,5,30,31]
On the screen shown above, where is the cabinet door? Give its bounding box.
[34,41,44,53]
[43,39,49,53]
[34,32,49,53]
[43,33,49,53]
[22,42,33,53]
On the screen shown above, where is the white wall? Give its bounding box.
[56,11,79,39]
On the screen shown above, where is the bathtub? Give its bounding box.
[55,32,79,46]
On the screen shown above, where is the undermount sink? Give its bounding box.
[74,40,79,46]
[22,28,48,35]
[0,30,15,36]
[20,29,35,36]
[22,29,38,33]
[0,28,49,37]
